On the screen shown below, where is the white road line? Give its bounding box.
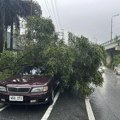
[85,98,95,120]
[41,92,60,120]
[0,105,9,112]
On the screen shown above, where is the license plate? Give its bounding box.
[9,96,23,101]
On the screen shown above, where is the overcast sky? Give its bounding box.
[36,0,120,43]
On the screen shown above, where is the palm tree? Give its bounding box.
[4,0,20,50]
[0,0,5,52]
[20,0,42,17]
[1,0,42,51]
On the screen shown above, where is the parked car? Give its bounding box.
[0,65,59,105]
[114,64,120,75]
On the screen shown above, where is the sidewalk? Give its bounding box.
[48,91,88,120]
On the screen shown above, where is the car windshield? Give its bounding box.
[19,66,45,76]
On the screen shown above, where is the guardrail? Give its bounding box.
[101,37,120,46]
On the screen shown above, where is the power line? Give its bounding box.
[44,0,53,19]
[38,0,63,34]
[42,0,60,31]
[52,0,62,29]
[50,0,60,30]
[40,0,50,17]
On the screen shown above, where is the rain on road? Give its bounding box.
[0,104,48,120]
[90,68,120,120]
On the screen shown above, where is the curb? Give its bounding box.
[85,98,95,120]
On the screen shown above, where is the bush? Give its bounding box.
[112,54,120,68]
[0,51,17,80]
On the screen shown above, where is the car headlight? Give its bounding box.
[0,86,6,92]
[31,86,48,93]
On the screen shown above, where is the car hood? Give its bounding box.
[0,75,51,87]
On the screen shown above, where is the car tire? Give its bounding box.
[48,90,54,105]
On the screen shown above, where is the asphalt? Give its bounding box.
[48,91,88,120]
[0,104,48,120]
[0,91,88,120]
[90,68,120,120]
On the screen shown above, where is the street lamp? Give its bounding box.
[111,14,119,40]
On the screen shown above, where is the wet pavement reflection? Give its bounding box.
[90,68,120,120]
[0,104,48,120]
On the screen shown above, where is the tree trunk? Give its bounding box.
[0,1,5,52]
[5,27,8,49]
[0,27,4,53]
[10,23,13,50]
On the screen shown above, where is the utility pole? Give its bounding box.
[30,0,33,16]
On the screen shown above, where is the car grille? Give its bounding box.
[7,87,31,93]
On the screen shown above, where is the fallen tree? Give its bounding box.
[0,17,106,96]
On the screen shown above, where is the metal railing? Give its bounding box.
[101,36,120,46]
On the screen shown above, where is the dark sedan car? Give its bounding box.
[0,66,59,105]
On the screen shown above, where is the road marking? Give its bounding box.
[0,105,9,112]
[85,98,95,120]
[41,92,60,120]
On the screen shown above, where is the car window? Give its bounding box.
[19,66,45,76]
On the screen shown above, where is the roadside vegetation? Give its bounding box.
[0,1,106,97]
[0,0,41,51]
[112,54,120,68]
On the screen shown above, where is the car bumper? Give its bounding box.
[0,92,50,105]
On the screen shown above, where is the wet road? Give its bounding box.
[0,88,59,120]
[0,104,48,120]
[90,68,120,120]
[0,91,88,120]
